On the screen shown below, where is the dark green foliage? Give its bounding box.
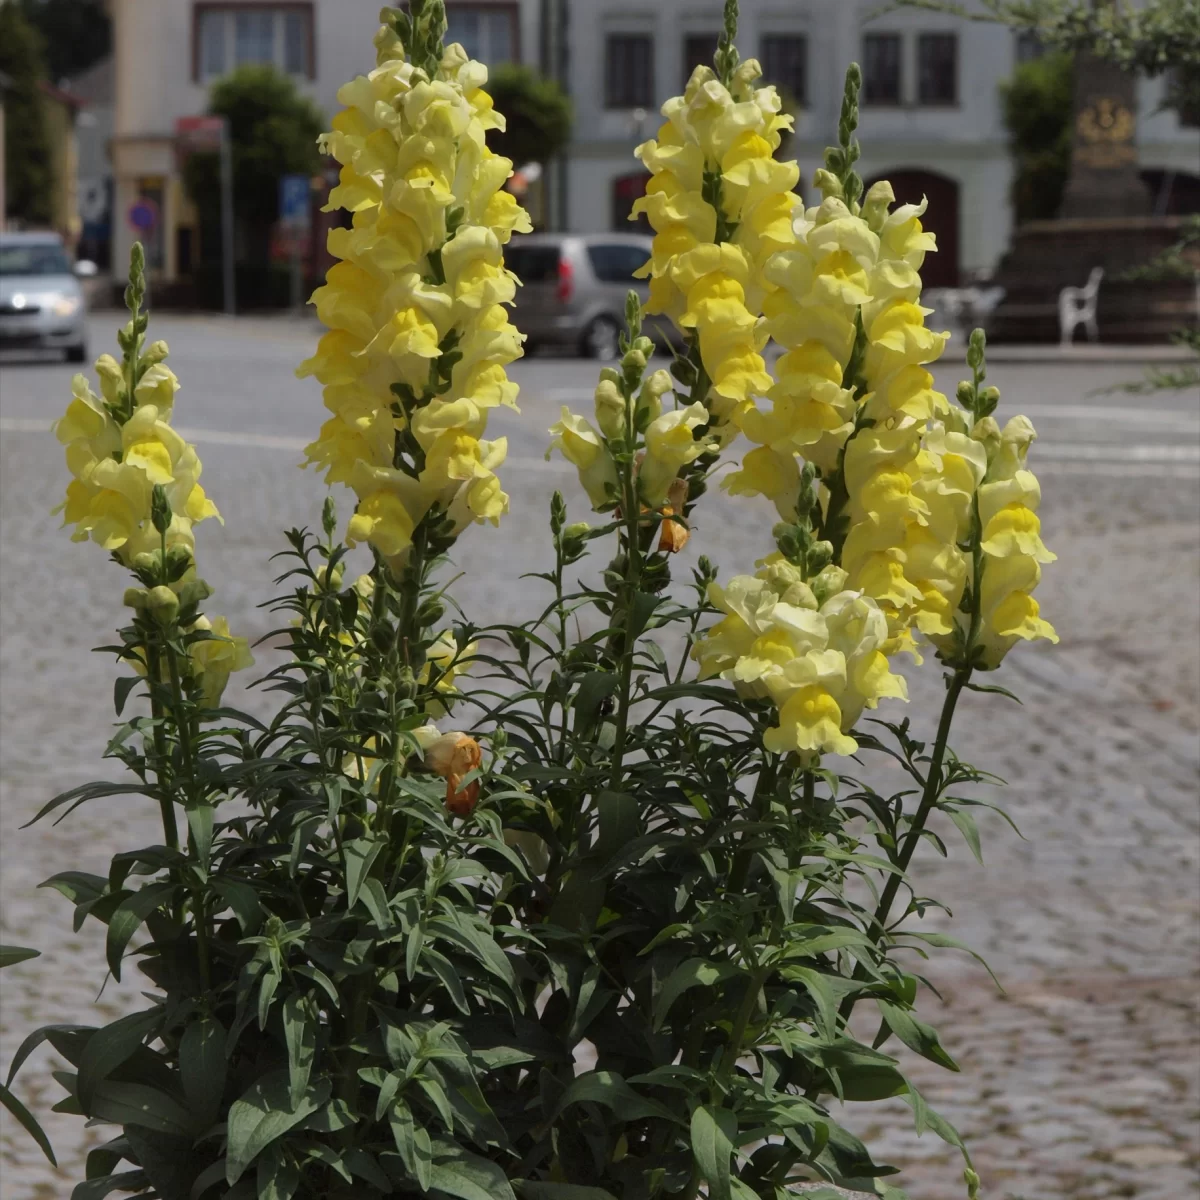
[1001,52,1073,222]
[18,0,111,82]
[0,3,53,226]
[485,65,573,171]
[183,66,324,263]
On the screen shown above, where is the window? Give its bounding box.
[760,34,807,105]
[862,33,902,105]
[918,33,958,105]
[588,243,651,283]
[683,33,719,88]
[446,4,517,64]
[195,5,313,80]
[606,34,654,109]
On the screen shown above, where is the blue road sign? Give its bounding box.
[279,174,310,227]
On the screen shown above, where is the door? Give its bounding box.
[866,169,960,288]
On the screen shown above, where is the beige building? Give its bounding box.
[107,0,541,286]
[106,0,1199,289]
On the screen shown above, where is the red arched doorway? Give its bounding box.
[612,171,652,233]
[866,169,961,288]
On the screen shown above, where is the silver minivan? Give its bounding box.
[505,233,681,359]
[0,232,94,362]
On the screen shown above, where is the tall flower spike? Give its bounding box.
[299,7,531,569]
[630,6,799,445]
[52,245,252,707]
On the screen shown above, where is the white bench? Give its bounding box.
[925,285,1007,342]
[1059,267,1104,345]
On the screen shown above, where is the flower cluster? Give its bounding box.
[632,58,798,439]
[298,23,531,567]
[935,414,1058,668]
[694,556,907,759]
[55,348,214,561]
[548,344,712,515]
[53,321,251,707]
[728,178,943,514]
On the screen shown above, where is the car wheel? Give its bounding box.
[581,316,621,361]
[66,343,87,364]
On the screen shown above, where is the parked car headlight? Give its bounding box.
[52,295,81,317]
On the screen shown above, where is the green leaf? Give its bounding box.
[77,1009,163,1109]
[554,1071,680,1125]
[225,1072,331,1185]
[180,1017,226,1131]
[427,1146,517,1200]
[359,877,391,929]
[785,967,839,1043]
[87,1080,194,1137]
[5,1024,82,1089]
[257,1145,300,1200]
[282,994,317,1108]
[691,1105,736,1200]
[0,1080,56,1164]
[186,804,215,869]
[515,1185,619,1200]
[571,672,618,731]
[113,674,142,717]
[389,1101,432,1191]
[943,805,983,863]
[899,931,1004,993]
[628,591,661,640]
[71,1171,147,1200]
[596,790,638,859]
[213,879,263,934]
[106,883,177,981]
[877,1001,959,1072]
[653,958,737,1030]
[0,945,40,969]
[344,838,382,910]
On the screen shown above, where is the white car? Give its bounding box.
[0,231,95,362]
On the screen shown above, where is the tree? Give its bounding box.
[0,2,53,226]
[183,65,324,263]
[18,0,111,83]
[484,64,572,170]
[888,0,1199,75]
[1001,52,1073,221]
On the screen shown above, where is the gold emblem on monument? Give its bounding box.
[1074,96,1136,168]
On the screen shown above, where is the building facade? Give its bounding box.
[106,0,1199,289]
[555,0,1199,284]
[106,0,542,285]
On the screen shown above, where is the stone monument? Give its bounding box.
[988,50,1192,343]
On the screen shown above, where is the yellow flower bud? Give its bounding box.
[593,378,628,441]
[146,585,180,626]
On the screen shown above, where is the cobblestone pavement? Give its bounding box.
[2,315,1198,1198]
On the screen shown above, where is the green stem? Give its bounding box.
[835,663,972,1027]
[143,641,180,854]
[606,415,644,792]
[163,628,212,992]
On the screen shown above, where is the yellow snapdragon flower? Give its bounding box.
[694,559,906,762]
[547,408,618,511]
[53,330,253,708]
[632,59,797,439]
[55,364,218,563]
[939,415,1058,668]
[299,21,531,567]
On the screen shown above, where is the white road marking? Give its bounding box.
[5,417,1196,480]
[538,390,1200,428]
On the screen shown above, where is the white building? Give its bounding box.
[106,0,1199,289]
